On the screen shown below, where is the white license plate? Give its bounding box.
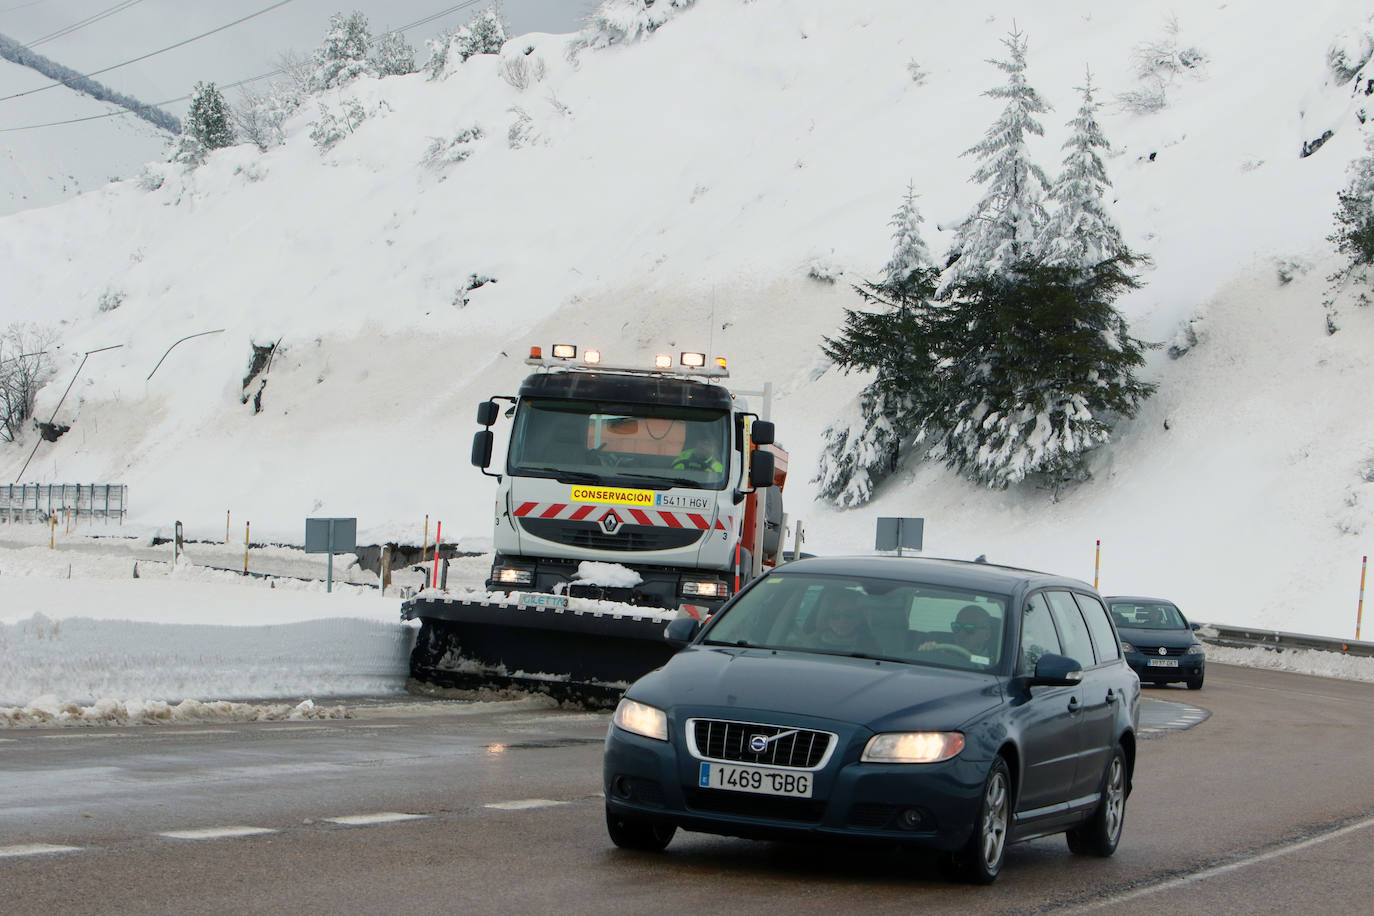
[698,762,813,798]
[518,593,568,610]
[1147,658,1179,668]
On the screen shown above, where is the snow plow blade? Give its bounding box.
[402,593,682,708]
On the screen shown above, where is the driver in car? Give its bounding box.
[920,604,997,662]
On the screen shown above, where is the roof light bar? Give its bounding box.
[529,346,542,359]
[551,344,577,360]
[584,349,601,365]
[654,354,673,370]
[680,352,706,368]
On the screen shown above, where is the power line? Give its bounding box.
[22,0,146,49]
[0,0,299,104]
[0,0,495,133]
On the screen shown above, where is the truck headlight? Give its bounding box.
[682,580,728,599]
[862,732,965,764]
[613,698,668,742]
[493,565,534,585]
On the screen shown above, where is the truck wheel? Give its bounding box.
[605,804,675,852]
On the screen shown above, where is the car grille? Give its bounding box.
[518,518,702,552]
[687,718,835,770]
[683,788,826,824]
[1137,645,1188,657]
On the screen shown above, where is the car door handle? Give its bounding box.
[1067,696,1080,713]
[1105,689,1118,704]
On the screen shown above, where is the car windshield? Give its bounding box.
[507,398,730,490]
[702,572,1009,672]
[1109,601,1186,630]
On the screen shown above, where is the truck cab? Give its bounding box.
[472,345,778,612]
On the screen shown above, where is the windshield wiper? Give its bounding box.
[519,467,601,484]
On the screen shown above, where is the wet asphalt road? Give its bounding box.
[2,664,1372,915]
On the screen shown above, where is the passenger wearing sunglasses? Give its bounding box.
[919,604,997,663]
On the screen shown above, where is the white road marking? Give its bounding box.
[1065,814,1374,911]
[159,826,277,840]
[0,843,82,858]
[324,812,428,826]
[484,799,569,810]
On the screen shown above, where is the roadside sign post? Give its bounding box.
[876,517,924,556]
[305,517,357,593]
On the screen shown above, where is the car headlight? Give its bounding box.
[613,698,668,742]
[1185,644,1205,655]
[1119,640,1137,654]
[861,731,965,764]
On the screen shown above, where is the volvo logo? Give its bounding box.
[599,511,622,535]
[748,729,799,753]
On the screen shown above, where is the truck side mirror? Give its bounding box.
[476,400,500,426]
[471,430,494,468]
[748,450,775,488]
[750,420,775,446]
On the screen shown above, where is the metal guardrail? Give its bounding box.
[1,483,128,523]
[1199,624,1374,658]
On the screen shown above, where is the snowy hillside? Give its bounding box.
[2,0,1373,639]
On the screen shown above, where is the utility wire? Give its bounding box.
[0,0,495,133]
[0,0,298,103]
[21,0,146,49]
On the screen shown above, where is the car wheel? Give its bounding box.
[1186,673,1204,690]
[605,804,676,852]
[943,756,1010,884]
[1066,746,1126,857]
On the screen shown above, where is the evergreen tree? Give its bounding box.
[929,257,1156,489]
[942,29,1052,292]
[371,30,417,76]
[580,0,694,50]
[1325,129,1374,331]
[185,81,234,151]
[1038,71,1125,268]
[424,7,509,79]
[883,182,935,284]
[310,11,373,91]
[814,267,942,507]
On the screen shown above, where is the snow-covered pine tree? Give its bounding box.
[424,6,509,79]
[930,257,1156,489]
[371,30,417,76]
[1038,71,1125,268]
[941,29,1052,292]
[185,81,234,151]
[1325,127,1374,331]
[883,181,935,285]
[815,389,901,508]
[580,0,694,50]
[310,11,373,91]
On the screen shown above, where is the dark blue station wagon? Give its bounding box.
[603,556,1141,883]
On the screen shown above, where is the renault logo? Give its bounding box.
[599,511,622,535]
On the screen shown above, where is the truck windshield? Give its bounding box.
[508,399,731,490]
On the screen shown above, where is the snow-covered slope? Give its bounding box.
[2,0,1373,639]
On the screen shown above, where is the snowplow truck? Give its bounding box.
[403,344,788,705]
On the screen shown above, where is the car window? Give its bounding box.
[1045,590,1097,667]
[1108,600,1186,630]
[1017,593,1063,676]
[1073,593,1121,662]
[704,571,1007,672]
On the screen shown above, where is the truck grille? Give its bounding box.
[518,518,702,552]
[687,718,836,770]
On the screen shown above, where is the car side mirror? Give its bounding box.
[664,616,700,647]
[1029,653,1083,687]
[1189,621,1200,631]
